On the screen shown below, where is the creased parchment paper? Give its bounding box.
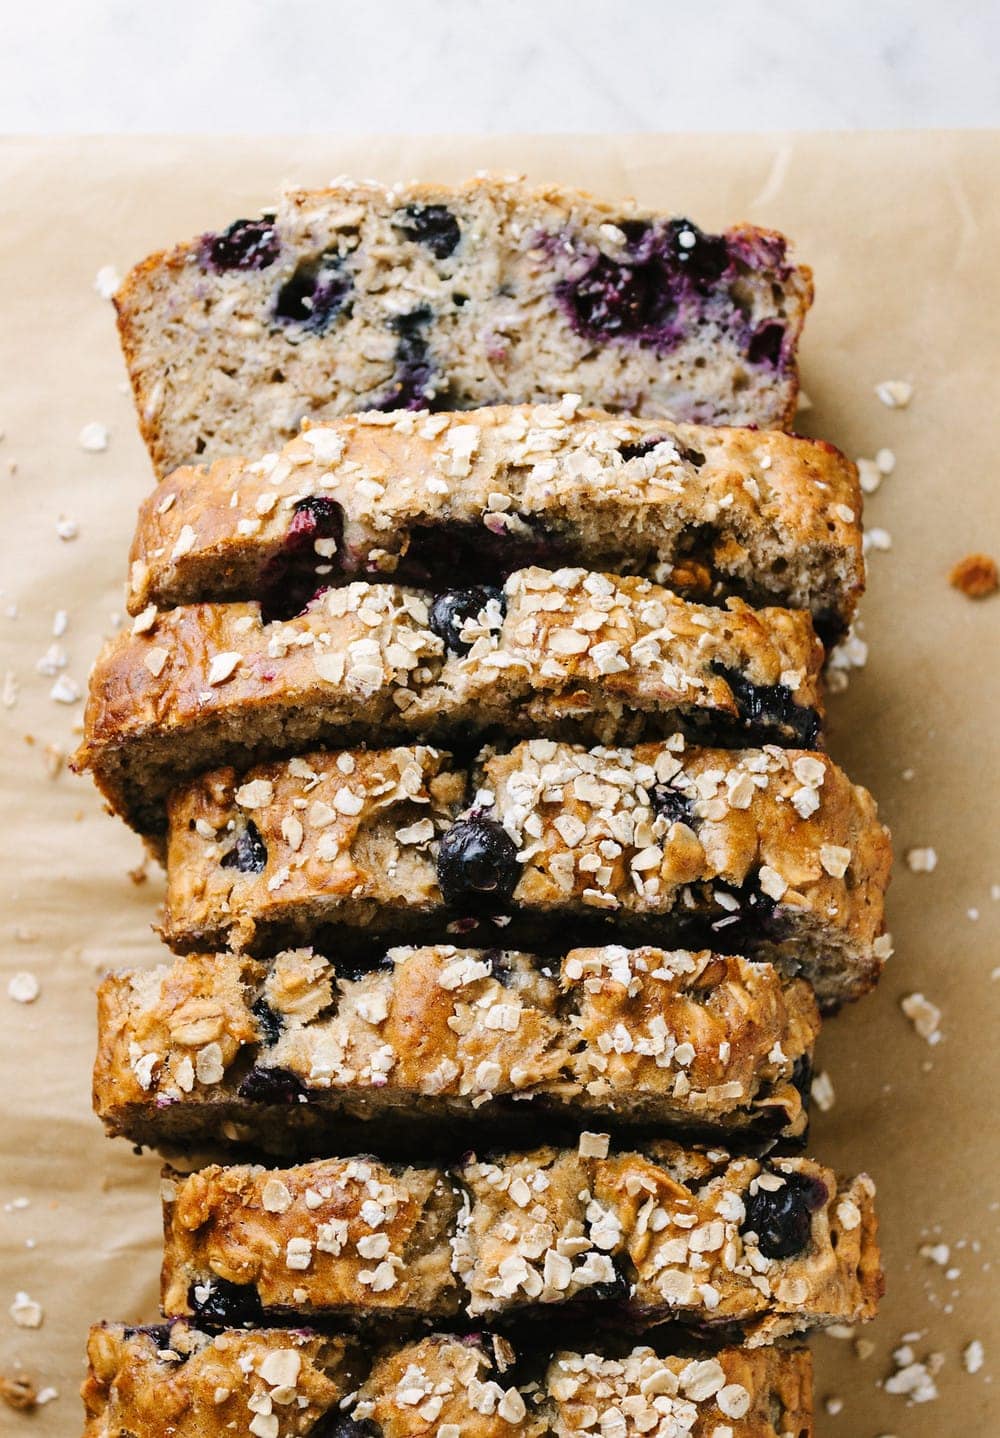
[0,134,997,1435]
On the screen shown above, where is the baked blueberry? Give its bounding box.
[237,1065,308,1104]
[187,1277,264,1327]
[618,437,669,463]
[287,496,344,549]
[741,1168,827,1259]
[200,218,280,272]
[220,820,267,874]
[274,249,352,334]
[747,321,786,367]
[375,308,447,411]
[711,662,820,748]
[436,817,520,910]
[250,996,283,1047]
[649,782,694,828]
[395,203,461,259]
[559,251,678,346]
[665,219,731,286]
[428,586,507,655]
[311,1418,383,1438]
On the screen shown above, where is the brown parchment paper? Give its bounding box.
[1,134,998,1435]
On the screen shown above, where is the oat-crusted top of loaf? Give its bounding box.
[127,403,862,633]
[454,1143,880,1341]
[160,739,890,1007]
[162,1154,461,1319]
[76,564,825,835]
[93,944,818,1147]
[81,1321,359,1438]
[545,1342,813,1436]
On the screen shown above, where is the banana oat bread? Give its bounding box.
[77,566,824,835]
[114,177,813,477]
[161,739,891,1008]
[82,1322,814,1437]
[160,1142,880,1343]
[127,405,862,641]
[93,944,820,1152]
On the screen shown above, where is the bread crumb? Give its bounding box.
[0,1374,37,1410]
[950,553,998,599]
[824,1395,844,1415]
[94,266,122,301]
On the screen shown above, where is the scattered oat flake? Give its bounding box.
[950,553,998,599]
[876,379,913,409]
[864,528,892,554]
[920,1243,950,1266]
[2,672,18,708]
[94,265,121,300]
[901,992,942,1044]
[55,515,79,541]
[9,1292,42,1328]
[906,846,938,874]
[78,421,109,452]
[49,675,80,704]
[963,1339,984,1374]
[7,972,39,1004]
[824,1396,844,1415]
[811,1070,836,1112]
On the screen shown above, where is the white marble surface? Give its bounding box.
[3,0,999,131]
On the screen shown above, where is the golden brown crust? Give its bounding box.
[81,1322,360,1438]
[161,1156,461,1320]
[114,178,812,478]
[82,1323,813,1437]
[75,567,824,835]
[126,405,861,640]
[157,1140,876,1340]
[160,740,891,1009]
[93,945,819,1151]
[544,1344,813,1436]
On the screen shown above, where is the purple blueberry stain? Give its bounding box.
[250,996,283,1047]
[374,308,448,412]
[274,248,352,335]
[395,204,461,259]
[200,218,280,273]
[436,816,521,911]
[552,216,793,368]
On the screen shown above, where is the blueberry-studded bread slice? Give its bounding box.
[127,405,862,642]
[93,945,820,1153]
[76,566,824,835]
[82,1322,814,1437]
[161,1155,462,1324]
[114,177,813,477]
[161,740,891,1009]
[82,1321,361,1438]
[159,1142,880,1343]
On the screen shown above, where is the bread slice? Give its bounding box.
[159,1143,880,1343]
[114,176,813,476]
[93,945,819,1153]
[77,566,824,835]
[160,740,892,1009]
[127,405,862,642]
[83,1322,814,1438]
